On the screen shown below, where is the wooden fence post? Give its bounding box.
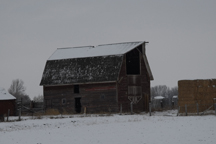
[7,109,10,122]
[160,100,163,109]
[149,102,151,116]
[172,101,174,109]
[120,104,122,115]
[18,108,21,121]
[130,102,133,114]
[185,104,187,116]
[196,103,199,115]
[215,103,216,115]
[84,107,86,116]
[43,99,45,110]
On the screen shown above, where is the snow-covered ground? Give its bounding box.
[0,110,215,144]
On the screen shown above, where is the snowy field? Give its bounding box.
[0,110,215,144]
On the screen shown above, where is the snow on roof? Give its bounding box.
[0,87,16,100]
[154,96,165,100]
[172,95,178,98]
[48,41,144,60]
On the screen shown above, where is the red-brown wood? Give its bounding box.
[0,100,16,116]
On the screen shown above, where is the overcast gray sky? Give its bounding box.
[1,0,216,99]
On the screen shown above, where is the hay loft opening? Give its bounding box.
[126,48,140,75]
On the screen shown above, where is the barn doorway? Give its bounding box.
[75,98,81,113]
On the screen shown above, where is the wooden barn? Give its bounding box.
[40,41,153,114]
[0,87,16,116]
[178,79,216,113]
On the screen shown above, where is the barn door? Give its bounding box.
[75,98,82,113]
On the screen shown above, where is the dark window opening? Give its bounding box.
[126,49,140,75]
[62,98,66,105]
[74,85,79,93]
[75,98,81,113]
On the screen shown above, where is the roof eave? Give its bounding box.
[41,80,117,86]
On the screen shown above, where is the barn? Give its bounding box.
[0,87,16,116]
[40,41,153,114]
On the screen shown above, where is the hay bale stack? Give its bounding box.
[178,79,216,113]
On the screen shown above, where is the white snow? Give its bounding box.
[173,95,178,98]
[48,41,143,60]
[0,87,16,100]
[1,111,215,144]
[154,96,165,100]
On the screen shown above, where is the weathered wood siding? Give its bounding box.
[44,83,118,113]
[117,50,150,112]
[81,83,118,113]
[118,55,129,112]
[44,85,74,113]
[140,53,151,111]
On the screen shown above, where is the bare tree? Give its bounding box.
[8,79,31,103]
[33,94,44,102]
[151,85,178,97]
[8,79,26,96]
[151,85,169,97]
[169,86,178,97]
[151,85,178,107]
[20,94,31,103]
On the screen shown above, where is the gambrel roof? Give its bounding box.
[40,41,153,86]
[40,55,123,85]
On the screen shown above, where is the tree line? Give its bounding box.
[151,85,178,99]
[8,79,43,103]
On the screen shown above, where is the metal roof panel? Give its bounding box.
[48,41,144,60]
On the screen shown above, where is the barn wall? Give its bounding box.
[178,79,216,113]
[117,56,129,112]
[0,100,16,116]
[44,85,74,113]
[44,82,118,114]
[81,83,118,113]
[140,53,151,111]
[117,49,150,113]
